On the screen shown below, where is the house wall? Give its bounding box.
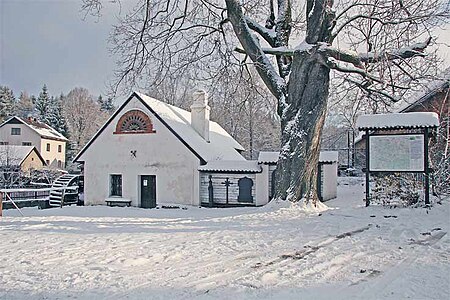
[0,122,66,169]
[256,165,269,206]
[199,173,258,205]
[21,150,45,171]
[0,123,41,148]
[39,138,66,169]
[79,96,201,207]
[320,162,338,201]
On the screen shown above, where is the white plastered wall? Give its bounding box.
[0,123,41,149]
[321,163,338,201]
[79,96,201,207]
[255,164,269,206]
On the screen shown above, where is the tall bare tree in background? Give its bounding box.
[83,0,449,203]
[63,87,109,163]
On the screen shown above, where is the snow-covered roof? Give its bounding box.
[198,160,261,173]
[258,151,279,164]
[356,112,440,130]
[0,116,68,141]
[136,92,245,162]
[319,151,339,163]
[0,145,42,166]
[74,92,245,163]
[395,67,450,113]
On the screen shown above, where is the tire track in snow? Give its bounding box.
[348,230,447,298]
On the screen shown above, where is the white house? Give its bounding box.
[0,116,68,169]
[74,91,259,208]
[74,91,337,208]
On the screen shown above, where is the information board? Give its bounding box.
[369,134,424,172]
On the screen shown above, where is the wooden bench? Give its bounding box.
[105,198,132,207]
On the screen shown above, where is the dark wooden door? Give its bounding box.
[238,177,253,203]
[140,175,156,208]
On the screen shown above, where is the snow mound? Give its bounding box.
[262,198,330,214]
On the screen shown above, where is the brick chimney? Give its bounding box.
[190,89,210,142]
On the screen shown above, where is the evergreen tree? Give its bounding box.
[15,91,34,118]
[35,84,51,121]
[0,86,15,122]
[97,95,115,113]
[44,94,68,137]
[54,94,69,137]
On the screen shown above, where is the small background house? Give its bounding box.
[0,116,68,169]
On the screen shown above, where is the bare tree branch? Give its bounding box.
[244,16,276,47]
[225,0,286,100]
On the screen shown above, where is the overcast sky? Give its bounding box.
[1,1,449,99]
[0,0,123,98]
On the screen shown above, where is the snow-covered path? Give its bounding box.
[1,178,449,299]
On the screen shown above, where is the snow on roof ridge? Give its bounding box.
[356,112,440,130]
[319,151,339,163]
[198,160,262,172]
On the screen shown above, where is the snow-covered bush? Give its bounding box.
[372,173,423,207]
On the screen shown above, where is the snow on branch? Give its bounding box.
[225,0,286,100]
[235,46,296,56]
[235,40,315,57]
[320,37,432,68]
[244,17,276,47]
[358,37,432,63]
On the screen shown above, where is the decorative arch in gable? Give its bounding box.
[114,109,155,134]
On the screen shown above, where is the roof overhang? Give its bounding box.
[356,112,440,130]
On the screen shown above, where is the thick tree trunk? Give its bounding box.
[274,51,330,203]
[272,0,334,203]
[225,0,334,203]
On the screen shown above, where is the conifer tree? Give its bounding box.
[0,86,15,123]
[35,84,51,121]
[97,95,115,113]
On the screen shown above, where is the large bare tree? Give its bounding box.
[83,0,449,203]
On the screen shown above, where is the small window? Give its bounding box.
[46,143,50,151]
[11,128,21,135]
[31,157,34,161]
[45,160,50,165]
[57,160,62,168]
[22,142,32,146]
[110,174,122,197]
[0,141,8,145]
[58,145,62,153]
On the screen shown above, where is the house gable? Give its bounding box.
[0,118,42,147]
[75,94,203,164]
[75,92,245,163]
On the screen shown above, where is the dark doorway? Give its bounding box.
[238,177,253,203]
[140,175,156,208]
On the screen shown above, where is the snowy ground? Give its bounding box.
[1,178,449,300]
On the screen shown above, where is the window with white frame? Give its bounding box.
[11,128,21,135]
